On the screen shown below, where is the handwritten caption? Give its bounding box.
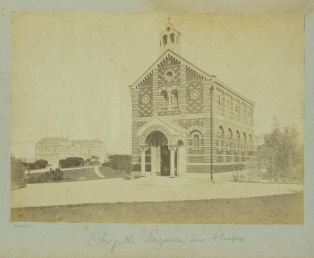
[88,229,244,253]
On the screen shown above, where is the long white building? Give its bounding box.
[35,137,106,165]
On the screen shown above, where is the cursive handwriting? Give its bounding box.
[87,230,244,253]
[145,229,185,249]
[212,232,244,243]
[88,232,135,253]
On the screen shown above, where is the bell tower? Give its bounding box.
[159,18,181,54]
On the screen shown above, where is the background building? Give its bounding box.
[35,137,106,165]
[130,21,255,177]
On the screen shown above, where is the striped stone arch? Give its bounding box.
[187,125,205,136]
[140,125,172,146]
[189,129,203,150]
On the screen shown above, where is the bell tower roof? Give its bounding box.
[159,18,181,54]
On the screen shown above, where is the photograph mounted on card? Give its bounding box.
[11,13,304,224]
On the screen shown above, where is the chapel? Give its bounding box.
[129,21,254,178]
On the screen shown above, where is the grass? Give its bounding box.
[11,192,303,224]
[98,166,129,179]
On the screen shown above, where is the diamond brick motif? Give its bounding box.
[138,74,153,117]
[186,82,203,113]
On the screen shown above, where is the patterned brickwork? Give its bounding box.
[129,49,255,174]
[138,74,153,117]
[176,118,204,130]
[186,67,204,113]
[157,55,181,87]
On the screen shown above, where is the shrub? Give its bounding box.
[34,159,48,169]
[59,157,84,168]
[50,168,64,181]
[85,156,100,166]
[27,168,64,184]
[11,156,26,189]
[23,159,48,170]
[102,155,131,173]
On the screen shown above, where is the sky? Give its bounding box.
[11,13,304,158]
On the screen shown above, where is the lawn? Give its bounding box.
[11,192,303,224]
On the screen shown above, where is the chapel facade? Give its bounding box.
[130,21,255,178]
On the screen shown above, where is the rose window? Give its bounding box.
[142,95,150,104]
[190,89,200,100]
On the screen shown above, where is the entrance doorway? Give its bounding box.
[146,131,174,176]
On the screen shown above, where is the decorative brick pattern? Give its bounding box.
[138,74,153,117]
[129,42,255,174]
[158,55,181,87]
[186,67,204,113]
[176,118,204,129]
[186,82,203,113]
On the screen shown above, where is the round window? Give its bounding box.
[190,89,200,100]
[142,95,150,104]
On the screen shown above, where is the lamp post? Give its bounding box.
[210,84,214,183]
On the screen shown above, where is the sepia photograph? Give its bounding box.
[10,13,304,224]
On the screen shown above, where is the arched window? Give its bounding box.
[161,90,168,108]
[242,132,247,162]
[217,126,224,152]
[217,92,225,113]
[243,132,247,146]
[227,128,233,151]
[235,130,241,162]
[235,130,240,151]
[193,134,199,149]
[170,33,175,43]
[249,134,253,153]
[218,95,221,105]
[190,130,202,150]
[163,35,168,45]
[171,89,178,109]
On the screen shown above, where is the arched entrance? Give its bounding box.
[137,116,187,177]
[145,131,171,176]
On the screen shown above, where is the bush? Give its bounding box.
[11,156,26,189]
[103,155,131,173]
[23,159,48,170]
[27,168,64,184]
[50,168,64,181]
[85,156,100,166]
[59,157,84,168]
[34,159,48,169]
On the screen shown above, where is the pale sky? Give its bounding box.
[11,13,304,158]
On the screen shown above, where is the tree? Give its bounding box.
[258,125,303,181]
